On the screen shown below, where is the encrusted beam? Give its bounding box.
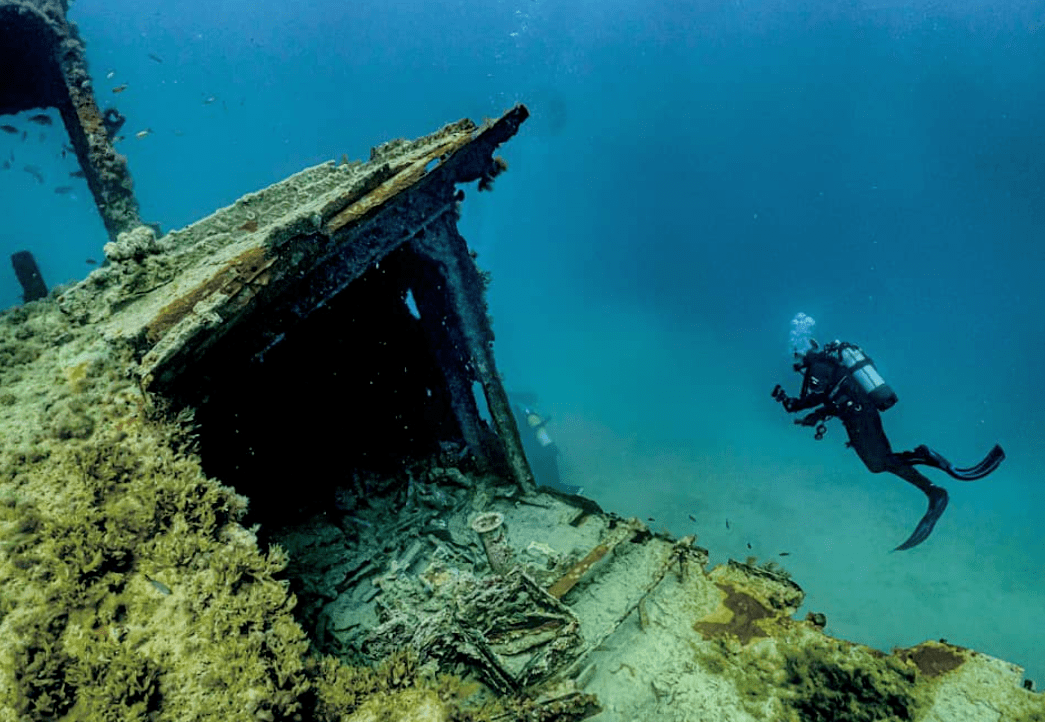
[0,0,143,240]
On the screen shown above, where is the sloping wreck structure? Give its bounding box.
[2,10,1045,722]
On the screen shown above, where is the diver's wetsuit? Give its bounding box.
[775,342,1005,551]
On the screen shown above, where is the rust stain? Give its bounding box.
[894,642,966,678]
[693,583,772,645]
[546,541,613,600]
[546,520,640,599]
[145,246,272,344]
[325,137,469,235]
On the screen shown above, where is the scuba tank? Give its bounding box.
[523,407,554,448]
[831,341,898,411]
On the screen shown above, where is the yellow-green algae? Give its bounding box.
[682,560,925,722]
[0,297,496,721]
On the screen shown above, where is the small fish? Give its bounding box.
[688,514,696,522]
[1,160,10,170]
[106,70,116,79]
[779,552,791,557]
[202,95,217,105]
[0,124,17,134]
[28,113,52,126]
[112,84,129,94]
[85,258,98,265]
[144,575,172,595]
[725,519,731,530]
[135,128,153,139]
[239,220,259,232]
[647,516,655,522]
[113,135,126,142]
[54,186,73,194]
[69,170,85,178]
[148,53,164,63]
[23,165,43,183]
[746,542,752,549]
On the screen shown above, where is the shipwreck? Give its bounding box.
[0,1,1042,720]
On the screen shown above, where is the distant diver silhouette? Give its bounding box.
[772,339,1005,551]
[508,392,583,496]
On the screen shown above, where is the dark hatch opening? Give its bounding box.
[167,244,465,530]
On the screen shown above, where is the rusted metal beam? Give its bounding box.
[0,0,143,240]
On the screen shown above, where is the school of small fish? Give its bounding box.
[1,49,229,198]
[0,109,72,193]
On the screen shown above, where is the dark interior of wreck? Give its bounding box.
[162,241,489,536]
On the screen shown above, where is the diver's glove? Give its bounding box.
[794,408,834,441]
[771,385,796,411]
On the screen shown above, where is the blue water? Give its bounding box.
[2,0,1042,684]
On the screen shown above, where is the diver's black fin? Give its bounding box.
[894,485,948,551]
[900,444,1006,481]
[949,444,1006,480]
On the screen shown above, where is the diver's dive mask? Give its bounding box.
[792,338,819,372]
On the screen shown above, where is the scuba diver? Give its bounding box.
[509,392,583,496]
[772,318,1005,551]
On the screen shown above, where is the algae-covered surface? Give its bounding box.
[0,299,308,720]
[2,278,1044,721]
[0,295,542,721]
